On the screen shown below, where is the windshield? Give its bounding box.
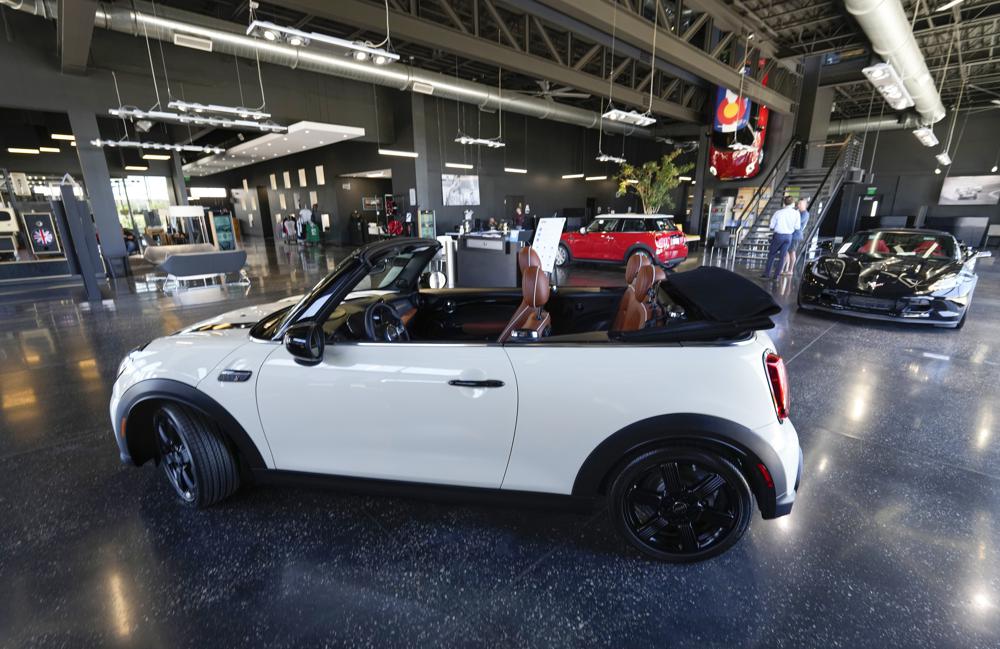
[346,251,422,297]
[841,232,957,259]
[586,218,620,233]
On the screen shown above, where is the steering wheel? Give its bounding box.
[364,301,410,342]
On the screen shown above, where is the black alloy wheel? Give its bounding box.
[609,448,753,562]
[152,403,241,508]
[155,408,197,503]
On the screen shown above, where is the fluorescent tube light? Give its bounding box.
[378,148,418,158]
[111,107,286,133]
[366,172,386,177]
[585,175,607,181]
[188,187,227,199]
[7,147,39,154]
[445,162,473,169]
[935,152,952,166]
[38,147,60,153]
[862,62,915,110]
[678,176,693,181]
[51,133,75,141]
[936,0,964,11]
[602,108,656,127]
[142,154,172,160]
[91,139,225,154]
[596,153,627,164]
[562,173,584,179]
[504,167,527,174]
[173,33,213,52]
[124,165,149,171]
[912,127,939,147]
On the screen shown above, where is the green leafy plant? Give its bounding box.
[615,150,694,214]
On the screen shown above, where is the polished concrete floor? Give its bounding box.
[1,239,999,648]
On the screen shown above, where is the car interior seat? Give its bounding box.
[499,265,551,342]
[617,265,656,332]
[518,246,541,271]
[612,252,652,331]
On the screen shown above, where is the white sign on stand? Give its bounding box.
[531,217,567,273]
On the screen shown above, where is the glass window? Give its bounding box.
[111,176,172,234]
[621,219,648,232]
[586,218,621,233]
[647,218,678,232]
[845,231,957,259]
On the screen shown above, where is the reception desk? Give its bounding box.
[455,232,520,287]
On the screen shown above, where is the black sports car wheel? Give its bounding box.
[609,448,753,562]
[153,403,240,508]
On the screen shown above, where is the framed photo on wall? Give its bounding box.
[441,174,480,206]
[938,175,1000,205]
[362,196,380,211]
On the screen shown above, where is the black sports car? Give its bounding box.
[798,228,992,329]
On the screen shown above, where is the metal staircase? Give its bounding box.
[731,136,863,269]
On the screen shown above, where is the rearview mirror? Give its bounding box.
[579,227,587,235]
[284,321,325,366]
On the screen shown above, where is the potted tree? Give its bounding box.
[615,150,694,214]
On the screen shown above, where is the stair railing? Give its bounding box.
[794,135,862,270]
[731,138,801,247]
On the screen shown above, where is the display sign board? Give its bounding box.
[23,211,62,255]
[531,217,567,273]
[362,196,379,211]
[938,175,1000,205]
[418,210,436,239]
[211,213,236,251]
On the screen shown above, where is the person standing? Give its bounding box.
[297,203,313,241]
[783,198,810,275]
[762,196,800,280]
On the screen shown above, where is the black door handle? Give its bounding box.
[448,379,505,388]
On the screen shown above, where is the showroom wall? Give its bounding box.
[858,111,1000,224]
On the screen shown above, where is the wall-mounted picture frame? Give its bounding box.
[938,175,1000,205]
[441,174,481,206]
[23,212,63,256]
[362,196,380,211]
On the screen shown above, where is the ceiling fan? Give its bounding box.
[528,80,591,101]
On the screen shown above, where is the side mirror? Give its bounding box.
[284,321,325,366]
[578,227,587,235]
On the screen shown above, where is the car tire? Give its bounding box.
[153,402,240,508]
[608,447,753,562]
[555,243,572,267]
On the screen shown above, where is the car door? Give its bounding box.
[256,340,518,488]
[613,218,647,260]
[594,218,622,260]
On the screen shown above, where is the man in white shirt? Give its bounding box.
[296,204,313,241]
[762,196,800,280]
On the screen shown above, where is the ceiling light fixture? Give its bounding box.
[601,108,657,127]
[562,173,584,179]
[110,107,286,133]
[992,165,998,173]
[504,167,527,174]
[585,175,607,181]
[38,147,60,153]
[936,0,964,11]
[91,139,225,155]
[378,148,419,158]
[7,147,39,154]
[50,133,75,141]
[142,153,172,160]
[595,153,627,164]
[167,100,270,121]
[124,165,149,171]
[445,162,473,169]
[912,127,939,147]
[678,175,693,181]
[934,167,941,174]
[454,135,505,148]
[246,20,398,64]
[862,62,915,110]
[935,152,952,166]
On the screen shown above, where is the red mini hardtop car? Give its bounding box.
[557,215,688,268]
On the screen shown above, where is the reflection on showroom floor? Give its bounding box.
[0,236,998,648]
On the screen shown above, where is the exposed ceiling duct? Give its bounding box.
[844,0,946,126]
[827,113,923,136]
[6,0,655,138]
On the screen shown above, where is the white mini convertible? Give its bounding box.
[111,238,802,561]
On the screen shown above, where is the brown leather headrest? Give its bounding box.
[652,266,666,283]
[522,266,550,308]
[518,246,541,271]
[625,251,652,283]
[633,264,655,298]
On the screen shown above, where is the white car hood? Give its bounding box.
[180,294,305,331]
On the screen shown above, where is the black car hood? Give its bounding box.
[812,255,958,297]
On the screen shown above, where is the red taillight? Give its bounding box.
[764,351,789,421]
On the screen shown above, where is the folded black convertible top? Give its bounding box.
[612,267,781,343]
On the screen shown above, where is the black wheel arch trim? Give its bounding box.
[572,413,782,518]
[115,378,267,470]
